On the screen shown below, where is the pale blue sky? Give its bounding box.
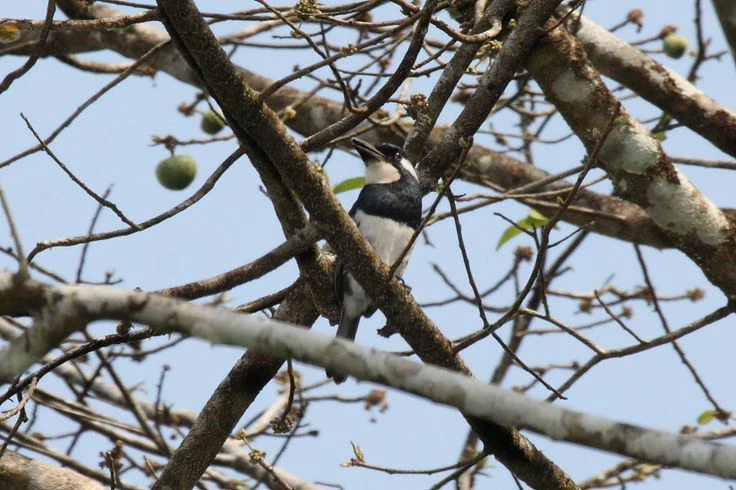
[2,1,735,488]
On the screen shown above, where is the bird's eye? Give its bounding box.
[393,152,402,161]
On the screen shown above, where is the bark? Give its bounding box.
[0,451,104,490]
[524,20,736,297]
[0,321,318,490]
[152,1,578,488]
[567,11,736,158]
[2,0,714,249]
[151,281,319,490]
[1,274,735,479]
[713,0,736,66]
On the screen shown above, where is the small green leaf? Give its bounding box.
[497,224,522,250]
[527,209,549,227]
[697,410,716,425]
[652,131,666,141]
[497,218,532,250]
[496,209,551,250]
[333,176,364,194]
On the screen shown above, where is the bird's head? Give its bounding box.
[351,138,418,185]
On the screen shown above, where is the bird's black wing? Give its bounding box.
[334,204,359,306]
[334,255,348,303]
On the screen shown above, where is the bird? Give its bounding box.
[327,138,423,384]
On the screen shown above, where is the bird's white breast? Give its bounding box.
[353,209,416,275]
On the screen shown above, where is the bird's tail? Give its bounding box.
[326,313,361,384]
[336,313,361,342]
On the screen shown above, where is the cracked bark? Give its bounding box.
[0,451,105,490]
[567,10,736,158]
[524,18,736,297]
[150,0,579,488]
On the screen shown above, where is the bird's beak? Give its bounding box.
[351,138,383,164]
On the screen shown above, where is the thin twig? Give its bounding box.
[352,449,487,476]
[0,185,28,279]
[26,147,246,262]
[76,186,113,283]
[279,359,297,429]
[427,450,489,489]
[387,138,472,279]
[633,245,726,415]
[1,39,171,170]
[0,378,37,424]
[0,0,56,94]
[20,114,138,230]
[548,304,735,401]
[0,328,158,406]
[594,290,644,343]
[455,101,623,353]
[0,378,36,458]
[444,184,489,327]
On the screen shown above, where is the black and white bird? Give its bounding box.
[327,138,422,384]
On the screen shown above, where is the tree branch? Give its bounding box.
[7,0,723,250]
[712,0,736,67]
[0,450,105,490]
[566,11,736,158]
[524,17,736,297]
[1,274,735,480]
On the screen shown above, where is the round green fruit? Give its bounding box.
[662,34,688,59]
[156,155,197,190]
[201,111,226,135]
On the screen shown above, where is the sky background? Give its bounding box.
[2,0,736,489]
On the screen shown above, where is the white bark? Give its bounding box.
[525,24,736,297]
[0,451,105,490]
[2,1,693,250]
[1,273,735,479]
[0,321,319,490]
[569,13,736,158]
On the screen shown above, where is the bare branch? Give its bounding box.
[525,16,736,297]
[712,0,736,66]
[566,11,736,158]
[1,274,735,480]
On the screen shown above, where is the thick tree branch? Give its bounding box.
[10,0,580,488]
[151,280,320,490]
[0,321,317,490]
[712,0,736,66]
[404,0,515,162]
[151,1,580,488]
[566,11,736,158]
[0,283,319,490]
[0,450,105,490]
[1,275,735,480]
[154,225,319,300]
[417,0,564,177]
[6,0,725,250]
[524,19,736,297]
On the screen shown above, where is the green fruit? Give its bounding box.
[200,111,226,135]
[662,34,688,59]
[156,155,197,190]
